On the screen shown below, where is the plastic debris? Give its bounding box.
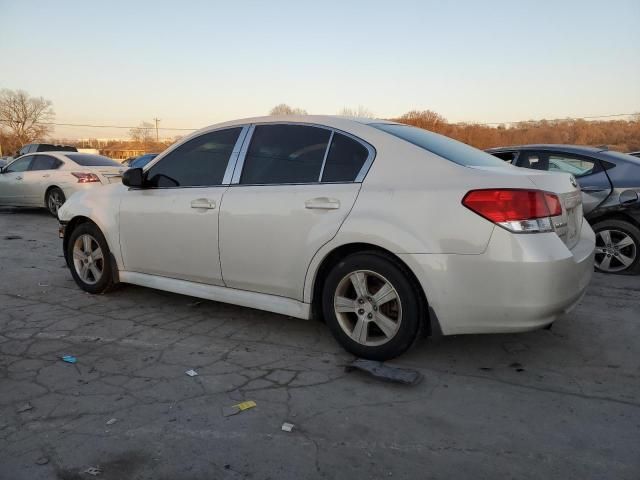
[61,355,77,364]
[281,422,295,432]
[345,359,423,385]
[222,400,257,417]
[185,369,198,377]
[16,402,33,413]
[106,418,117,425]
[38,282,49,287]
[84,466,102,476]
[35,457,49,465]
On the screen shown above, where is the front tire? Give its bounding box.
[67,223,115,294]
[322,252,422,360]
[592,219,640,274]
[46,187,65,217]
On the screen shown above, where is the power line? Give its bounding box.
[20,121,197,131]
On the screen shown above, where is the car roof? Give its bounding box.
[196,114,398,132]
[486,144,608,154]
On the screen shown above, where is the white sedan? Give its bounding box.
[0,152,125,216]
[58,115,595,360]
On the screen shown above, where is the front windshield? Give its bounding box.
[371,123,508,167]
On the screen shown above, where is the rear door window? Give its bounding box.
[146,128,242,188]
[30,155,62,171]
[490,151,518,164]
[321,133,369,182]
[240,125,331,185]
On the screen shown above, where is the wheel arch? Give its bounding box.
[307,242,431,334]
[44,185,63,206]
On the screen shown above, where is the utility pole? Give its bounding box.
[153,118,160,142]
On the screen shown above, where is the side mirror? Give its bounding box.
[122,168,145,188]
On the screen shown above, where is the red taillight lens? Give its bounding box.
[462,189,562,233]
[71,172,100,183]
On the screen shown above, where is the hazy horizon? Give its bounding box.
[1,0,639,139]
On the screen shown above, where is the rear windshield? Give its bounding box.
[66,154,121,166]
[371,123,507,167]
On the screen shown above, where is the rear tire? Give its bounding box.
[322,252,422,360]
[592,219,640,274]
[45,187,65,217]
[66,223,115,294]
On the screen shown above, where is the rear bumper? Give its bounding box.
[400,221,595,335]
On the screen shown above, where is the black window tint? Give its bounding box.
[146,128,241,188]
[240,125,330,184]
[5,157,32,173]
[321,133,369,182]
[67,154,121,166]
[491,151,517,164]
[30,155,61,171]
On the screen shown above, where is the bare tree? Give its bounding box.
[270,104,308,115]
[0,89,54,147]
[339,106,375,118]
[397,110,448,132]
[129,121,154,145]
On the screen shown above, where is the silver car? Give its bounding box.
[0,152,125,216]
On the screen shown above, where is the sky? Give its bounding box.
[1,0,639,139]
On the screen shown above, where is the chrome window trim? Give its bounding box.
[317,130,334,182]
[230,121,376,186]
[222,125,250,184]
[140,125,248,190]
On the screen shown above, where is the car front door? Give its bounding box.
[0,156,34,205]
[118,127,246,285]
[219,124,373,300]
[516,150,612,214]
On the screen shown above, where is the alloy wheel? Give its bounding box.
[595,229,637,273]
[72,234,104,285]
[333,270,402,347]
[48,190,64,215]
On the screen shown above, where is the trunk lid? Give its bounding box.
[85,166,126,184]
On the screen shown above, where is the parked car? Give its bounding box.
[0,152,125,216]
[58,116,594,360]
[126,153,158,169]
[16,143,77,158]
[487,145,640,274]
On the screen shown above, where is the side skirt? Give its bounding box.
[119,271,311,320]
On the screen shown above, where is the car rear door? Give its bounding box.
[118,127,247,285]
[219,123,373,300]
[0,156,34,205]
[22,154,64,205]
[516,150,612,215]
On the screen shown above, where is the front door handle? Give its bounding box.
[42,174,50,178]
[305,197,340,210]
[15,176,23,181]
[190,198,216,209]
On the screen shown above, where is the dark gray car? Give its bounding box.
[487,145,640,274]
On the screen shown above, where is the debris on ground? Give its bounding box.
[222,400,257,417]
[503,342,529,353]
[281,422,295,432]
[4,235,22,240]
[61,355,77,364]
[106,418,117,425]
[16,402,33,413]
[35,457,49,465]
[188,301,203,307]
[509,362,525,372]
[84,466,102,476]
[38,282,49,287]
[185,369,198,377]
[345,359,423,385]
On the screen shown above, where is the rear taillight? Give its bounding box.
[71,172,100,183]
[462,189,562,233]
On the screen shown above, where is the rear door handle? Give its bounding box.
[190,198,216,209]
[42,174,50,178]
[305,197,340,210]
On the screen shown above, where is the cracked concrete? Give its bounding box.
[1,207,639,479]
